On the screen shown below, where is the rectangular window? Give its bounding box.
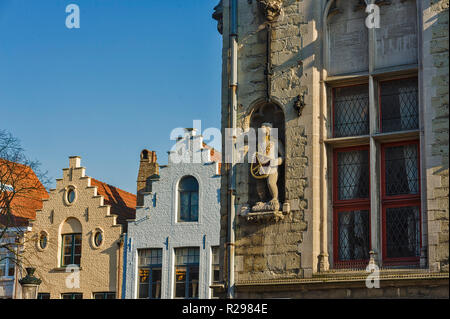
[93,292,116,299]
[211,246,220,284]
[138,248,162,299]
[382,141,421,265]
[61,233,82,267]
[179,192,199,222]
[333,147,371,268]
[0,250,15,277]
[37,293,50,299]
[0,253,6,277]
[61,293,83,299]
[174,247,199,299]
[380,77,419,133]
[333,84,370,138]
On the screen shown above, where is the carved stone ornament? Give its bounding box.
[293,93,306,117]
[238,204,287,222]
[257,0,283,22]
[212,0,223,34]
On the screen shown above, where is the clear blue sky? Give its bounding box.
[0,0,222,194]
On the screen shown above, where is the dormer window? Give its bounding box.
[178,176,199,222]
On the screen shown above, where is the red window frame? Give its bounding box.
[333,145,371,269]
[332,83,370,138]
[378,76,419,133]
[381,140,421,266]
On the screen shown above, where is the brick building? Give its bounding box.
[22,156,136,299]
[213,0,449,298]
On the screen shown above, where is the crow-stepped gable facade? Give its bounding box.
[23,156,136,299]
[213,0,449,298]
[124,129,221,299]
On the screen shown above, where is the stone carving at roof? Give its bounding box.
[257,0,283,22]
[212,0,223,34]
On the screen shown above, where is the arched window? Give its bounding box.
[60,218,82,267]
[178,176,199,222]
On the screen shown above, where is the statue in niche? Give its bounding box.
[251,122,285,212]
[247,102,285,213]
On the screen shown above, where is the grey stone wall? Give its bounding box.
[427,0,449,272]
[216,0,449,295]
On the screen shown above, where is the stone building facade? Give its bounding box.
[23,156,136,299]
[124,129,221,299]
[213,0,449,298]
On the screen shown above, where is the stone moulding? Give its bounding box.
[238,202,292,222]
[236,271,450,287]
[257,0,283,22]
[243,210,286,222]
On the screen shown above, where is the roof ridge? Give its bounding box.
[89,177,136,197]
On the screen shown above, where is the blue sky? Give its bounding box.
[0,0,222,193]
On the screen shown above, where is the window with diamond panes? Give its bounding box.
[383,143,419,196]
[138,248,162,299]
[333,147,370,268]
[336,209,370,262]
[384,205,421,260]
[382,141,421,265]
[333,84,370,138]
[336,149,370,200]
[380,77,419,133]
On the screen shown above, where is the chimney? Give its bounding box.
[69,156,81,168]
[137,149,159,206]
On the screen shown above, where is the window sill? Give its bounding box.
[372,129,420,143]
[51,267,83,272]
[324,135,370,148]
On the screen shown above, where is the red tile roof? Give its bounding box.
[0,159,49,227]
[202,143,222,174]
[202,142,222,163]
[90,178,136,227]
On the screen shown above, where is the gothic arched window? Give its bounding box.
[178,176,199,222]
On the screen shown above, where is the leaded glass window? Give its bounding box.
[380,78,419,133]
[385,206,421,259]
[337,209,370,262]
[333,85,370,138]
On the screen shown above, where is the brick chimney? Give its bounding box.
[137,149,159,206]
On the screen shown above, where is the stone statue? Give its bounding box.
[251,122,284,212]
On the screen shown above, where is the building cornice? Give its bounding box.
[236,271,449,288]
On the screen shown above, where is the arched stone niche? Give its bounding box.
[246,101,286,213]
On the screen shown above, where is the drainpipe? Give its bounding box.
[227,0,238,299]
[120,233,128,299]
[266,22,272,102]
